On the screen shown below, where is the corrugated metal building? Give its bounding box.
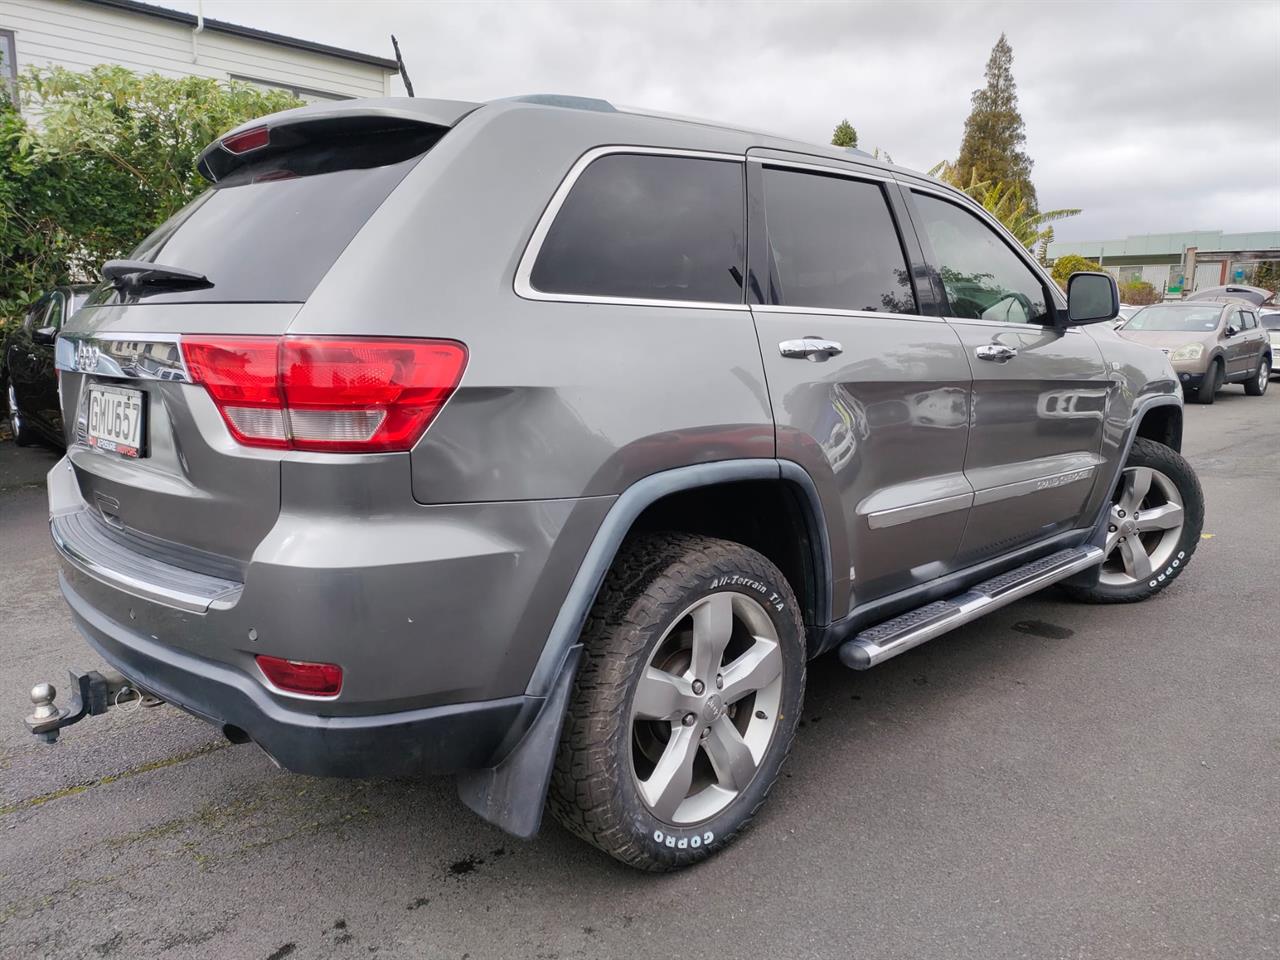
[1047,230,1280,295]
[0,0,397,104]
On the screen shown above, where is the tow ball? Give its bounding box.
[24,670,161,743]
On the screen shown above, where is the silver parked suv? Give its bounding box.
[36,95,1204,871]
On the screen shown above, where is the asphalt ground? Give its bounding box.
[1,385,1277,960]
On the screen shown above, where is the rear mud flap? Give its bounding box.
[456,645,582,839]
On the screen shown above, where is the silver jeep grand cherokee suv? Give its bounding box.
[39,95,1203,871]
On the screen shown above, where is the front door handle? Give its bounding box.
[779,338,843,362]
[975,344,1018,363]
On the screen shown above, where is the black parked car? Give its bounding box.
[3,285,94,447]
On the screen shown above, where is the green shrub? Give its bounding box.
[1050,253,1102,289]
[1119,280,1160,305]
[0,65,300,328]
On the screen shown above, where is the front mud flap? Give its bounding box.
[455,645,582,839]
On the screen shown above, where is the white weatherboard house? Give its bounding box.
[0,0,398,105]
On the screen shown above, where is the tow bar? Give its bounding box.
[24,670,161,743]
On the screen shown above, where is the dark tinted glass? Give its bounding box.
[913,192,1050,324]
[1262,315,1280,331]
[761,168,915,314]
[88,149,426,305]
[530,154,744,303]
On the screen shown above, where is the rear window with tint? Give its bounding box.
[530,153,745,304]
[761,168,916,314]
[88,130,437,305]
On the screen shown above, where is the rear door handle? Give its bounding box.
[975,344,1017,363]
[779,338,843,362]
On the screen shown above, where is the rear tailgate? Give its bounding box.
[56,100,473,565]
[57,304,298,563]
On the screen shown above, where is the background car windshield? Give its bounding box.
[1125,304,1221,331]
[1262,315,1280,331]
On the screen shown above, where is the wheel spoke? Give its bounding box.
[1119,538,1153,580]
[634,667,697,721]
[638,723,701,821]
[1105,526,1122,556]
[689,592,734,682]
[1136,502,1183,533]
[719,637,783,706]
[702,716,757,792]
[1120,467,1153,513]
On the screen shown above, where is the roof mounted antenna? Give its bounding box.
[391,34,414,97]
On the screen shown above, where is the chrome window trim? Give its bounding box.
[55,332,191,383]
[946,316,1084,334]
[746,153,892,184]
[752,304,943,324]
[513,145,750,311]
[903,180,1069,314]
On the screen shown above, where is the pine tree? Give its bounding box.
[831,119,857,148]
[954,34,1037,210]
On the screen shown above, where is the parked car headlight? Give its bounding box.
[1170,343,1204,361]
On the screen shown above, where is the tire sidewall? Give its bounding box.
[1096,439,1204,601]
[611,574,805,868]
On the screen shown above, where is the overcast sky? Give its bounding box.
[162,0,1280,241]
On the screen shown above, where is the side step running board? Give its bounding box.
[839,546,1104,670]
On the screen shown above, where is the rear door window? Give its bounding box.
[529,153,745,304]
[760,167,916,314]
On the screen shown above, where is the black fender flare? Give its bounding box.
[1086,393,1183,548]
[456,458,832,838]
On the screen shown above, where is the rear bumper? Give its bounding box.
[46,454,612,711]
[62,573,541,777]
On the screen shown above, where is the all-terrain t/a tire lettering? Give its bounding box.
[548,533,806,871]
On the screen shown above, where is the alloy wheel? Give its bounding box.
[1100,464,1186,586]
[1258,360,1270,393]
[629,592,784,825]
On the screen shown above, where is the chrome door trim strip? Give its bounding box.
[55,333,191,383]
[971,465,1097,507]
[513,145,750,311]
[865,492,974,530]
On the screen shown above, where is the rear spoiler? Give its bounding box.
[196,97,481,183]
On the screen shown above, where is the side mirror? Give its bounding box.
[32,326,57,345]
[1065,272,1119,325]
[1224,326,1240,338]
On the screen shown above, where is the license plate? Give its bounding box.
[86,384,145,458]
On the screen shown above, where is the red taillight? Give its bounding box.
[256,655,343,697]
[222,125,270,154]
[182,337,287,448]
[181,336,467,453]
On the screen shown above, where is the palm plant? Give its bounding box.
[927,160,1079,252]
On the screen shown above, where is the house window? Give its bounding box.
[0,30,16,105]
[231,75,348,104]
